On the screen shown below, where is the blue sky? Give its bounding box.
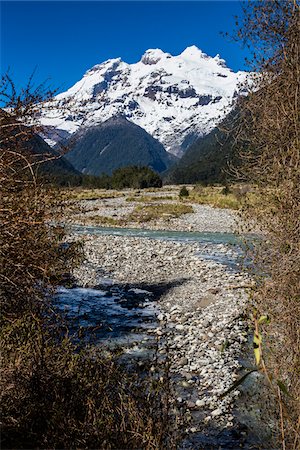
[1,1,250,93]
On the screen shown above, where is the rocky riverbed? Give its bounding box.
[64,194,273,448]
[68,186,239,233]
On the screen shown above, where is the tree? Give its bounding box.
[179,186,189,199]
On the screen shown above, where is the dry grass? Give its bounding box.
[1,315,180,449]
[189,192,241,210]
[64,188,125,201]
[127,203,193,223]
[185,185,249,210]
[126,195,176,203]
[232,2,300,446]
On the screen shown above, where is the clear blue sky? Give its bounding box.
[1,1,250,94]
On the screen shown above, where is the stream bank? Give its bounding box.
[59,190,274,448]
[60,225,272,448]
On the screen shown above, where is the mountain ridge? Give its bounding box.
[65,116,174,176]
[40,46,248,156]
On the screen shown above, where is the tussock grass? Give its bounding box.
[64,189,125,201]
[189,192,241,209]
[127,203,193,223]
[183,185,253,210]
[126,195,176,203]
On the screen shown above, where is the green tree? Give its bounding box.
[179,186,189,199]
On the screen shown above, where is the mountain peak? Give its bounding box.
[141,48,170,65]
[41,46,247,157]
[86,57,122,75]
[180,45,207,59]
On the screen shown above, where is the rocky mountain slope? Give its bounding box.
[40,46,247,157]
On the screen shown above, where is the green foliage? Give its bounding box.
[61,166,163,190]
[110,166,162,189]
[65,117,171,176]
[164,108,243,185]
[179,186,189,198]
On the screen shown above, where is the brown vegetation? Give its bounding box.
[0,76,180,449]
[127,203,194,223]
[231,1,300,447]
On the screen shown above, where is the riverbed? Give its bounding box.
[58,193,272,448]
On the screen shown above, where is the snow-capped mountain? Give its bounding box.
[41,46,247,156]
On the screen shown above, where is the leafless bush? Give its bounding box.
[0,77,180,449]
[230,1,300,448]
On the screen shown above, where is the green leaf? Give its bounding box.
[221,339,229,352]
[253,332,262,365]
[277,380,291,397]
[254,346,261,365]
[258,315,270,324]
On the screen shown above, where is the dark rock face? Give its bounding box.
[92,81,108,97]
[65,116,174,176]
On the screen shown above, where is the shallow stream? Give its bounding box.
[55,225,268,448]
[56,225,247,348]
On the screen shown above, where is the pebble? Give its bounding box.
[211,408,223,417]
[196,399,206,407]
[186,401,196,409]
[178,357,188,366]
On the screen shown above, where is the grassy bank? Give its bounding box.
[127,203,194,223]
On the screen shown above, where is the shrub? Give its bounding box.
[232,1,300,446]
[0,76,180,449]
[221,185,231,196]
[179,186,189,198]
[111,165,162,189]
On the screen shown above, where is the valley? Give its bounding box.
[2,0,299,447]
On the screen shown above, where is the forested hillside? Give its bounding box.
[65,116,174,176]
[164,109,240,185]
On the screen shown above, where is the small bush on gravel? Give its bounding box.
[179,186,189,198]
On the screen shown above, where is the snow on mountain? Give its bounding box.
[40,46,247,156]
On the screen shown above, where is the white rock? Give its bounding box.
[211,408,223,417]
[196,399,206,407]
